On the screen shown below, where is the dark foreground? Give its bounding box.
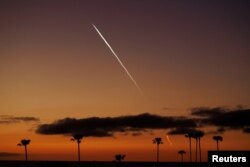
[0,161,220,167]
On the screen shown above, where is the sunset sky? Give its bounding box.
[0,0,250,162]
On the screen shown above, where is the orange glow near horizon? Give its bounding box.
[1,123,250,161]
[1,0,250,162]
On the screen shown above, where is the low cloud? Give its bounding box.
[0,152,21,157]
[0,115,40,124]
[36,107,250,137]
[243,127,250,133]
[36,113,196,137]
[190,107,250,134]
[168,127,196,135]
[191,107,227,117]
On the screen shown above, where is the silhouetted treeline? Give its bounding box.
[0,161,220,167]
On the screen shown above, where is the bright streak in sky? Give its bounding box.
[166,135,173,146]
[92,24,144,96]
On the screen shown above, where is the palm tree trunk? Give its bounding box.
[217,140,219,151]
[181,154,183,163]
[189,137,192,162]
[24,145,28,167]
[199,137,202,162]
[77,142,80,166]
[157,144,159,163]
[195,138,198,163]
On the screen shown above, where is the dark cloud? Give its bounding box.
[168,127,195,135]
[243,127,250,133]
[168,128,206,138]
[36,107,250,137]
[131,132,143,136]
[191,107,226,117]
[190,107,250,134]
[215,127,227,134]
[207,109,249,127]
[0,152,21,157]
[36,113,197,137]
[0,115,40,124]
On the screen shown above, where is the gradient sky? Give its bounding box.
[0,0,250,162]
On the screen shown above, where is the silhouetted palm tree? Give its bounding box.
[153,137,163,163]
[197,130,204,162]
[194,134,198,163]
[213,135,223,151]
[17,139,31,167]
[192,130,204,162]
[185,131,194,162]
[115,154,126,162]
[71,134,83,166]
[178,150,186,163]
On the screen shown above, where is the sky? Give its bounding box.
[0,0,250,162]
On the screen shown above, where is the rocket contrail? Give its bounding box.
[92,24,143,95]
[166,135,173,146]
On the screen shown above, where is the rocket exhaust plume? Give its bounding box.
[92,24,143,96]
[166,135,173,146]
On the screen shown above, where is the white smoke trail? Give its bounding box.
[92,24,143,96]
[166,135,173,146]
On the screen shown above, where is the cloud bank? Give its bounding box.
[191,107,250,133]
[0,152,21,157]
[36,113,196,137]
[168,107,250,135]
[36,107,250,137]
[0,115,40,124]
